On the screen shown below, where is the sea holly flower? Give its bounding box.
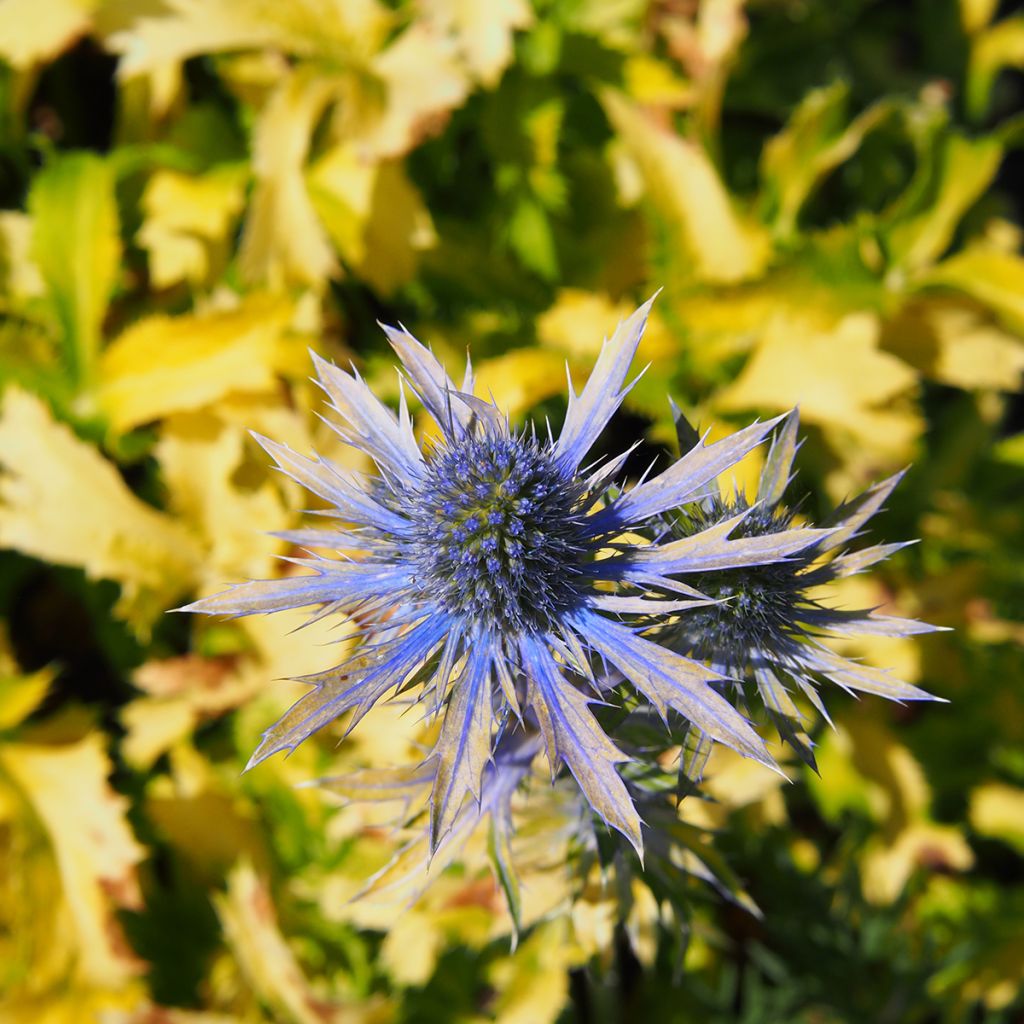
[662,408,946,781]
[180,298,826,856]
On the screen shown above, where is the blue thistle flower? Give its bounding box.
[662,407,947,778]
[181,298,825,855]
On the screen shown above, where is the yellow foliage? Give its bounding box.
[603,90,771,284]
[716,311,921,455]
[969,783,1024,854]
[0,0,94,69]
[216,861,389,1024]
[0,388,201,629]
[423,0,534,87]
[0,733,144,987]
[98,296,295,432]
[138,166,248,289]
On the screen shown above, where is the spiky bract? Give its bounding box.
[662,408,945,777]
[181,298,825,856]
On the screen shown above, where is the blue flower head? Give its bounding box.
[662,407,946,778]
[181,298,825,855]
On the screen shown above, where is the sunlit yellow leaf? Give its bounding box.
[357,161,438,294]
[623,54,693,107]
[98,296,294,432]
[0,0,93,69]
[217,861,388,1024]
[423,0,533,87]
[0,212,46,299]
[155,413,290,581]
[715,312,921,454]
[888,132,1004,272]
[761,83,898,237]
[137,165,248,289]
[307,145,379,268]
[862,822,973,904]
[109,0,392,78]
[0,388,201,629]
[0,665,53,731]
[970,783,1024,854]
[488,920,572,1024]
[922,247,1024,334]
[473,348,567,421]
[966,14,1024,118]
[537,288,676,362]
[0,734,144,986]
[883,298,1024,391]
[362,23,470,158]
[603,90,771,283]
[239,73,339,289]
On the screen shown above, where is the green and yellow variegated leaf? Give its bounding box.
[28,152,120,402]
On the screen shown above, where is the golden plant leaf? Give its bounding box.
[0,734,144,986]
[422,0,534,87]
[603,89,771,283]
[362,22,471,159]
[969,783,1024,854]
[216,861,389,1024]
[0,0,93,69]
[98,296,294,432]
[922,246,1024,334]
[715,311,921,454]
[0,388,201,629]
[239,72,340,289]
[137,166,248,289]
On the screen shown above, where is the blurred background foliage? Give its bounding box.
[0,0,1022,1021]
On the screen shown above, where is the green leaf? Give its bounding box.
[28,153,120,408]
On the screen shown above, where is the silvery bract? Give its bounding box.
[182,298,826,855]
[663,408,944,781]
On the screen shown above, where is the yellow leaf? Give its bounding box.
[0,0,93,69]
[0,388,201,629]
[961,0,999,33]
[137,165,247,289]
[217,861,387,1024]
[357,161,437,295]
[307,145,379,268]
[715,312,921,453]
[969,783,1024,853]
[239,73,340,289]
[98,296,294,432]
[603,89,771,283]
[0,666,53,731]
[423,0,533,87]
[363,23,470,159]
[921,247,1024,335]
[888,133,1004,272]
[0,212,46,299]
[761,83,898,237]
[489,920,572,1024]
[155,414,290,582]
[862,822,973,904]
[120,695,197,769]
[623,54,693,107]
[883,298,1024,391]
[967,14,1024,118]
[0,734,144,986]
[473,349,567,421]
[109,0,392,78]
[537,288,676,362]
